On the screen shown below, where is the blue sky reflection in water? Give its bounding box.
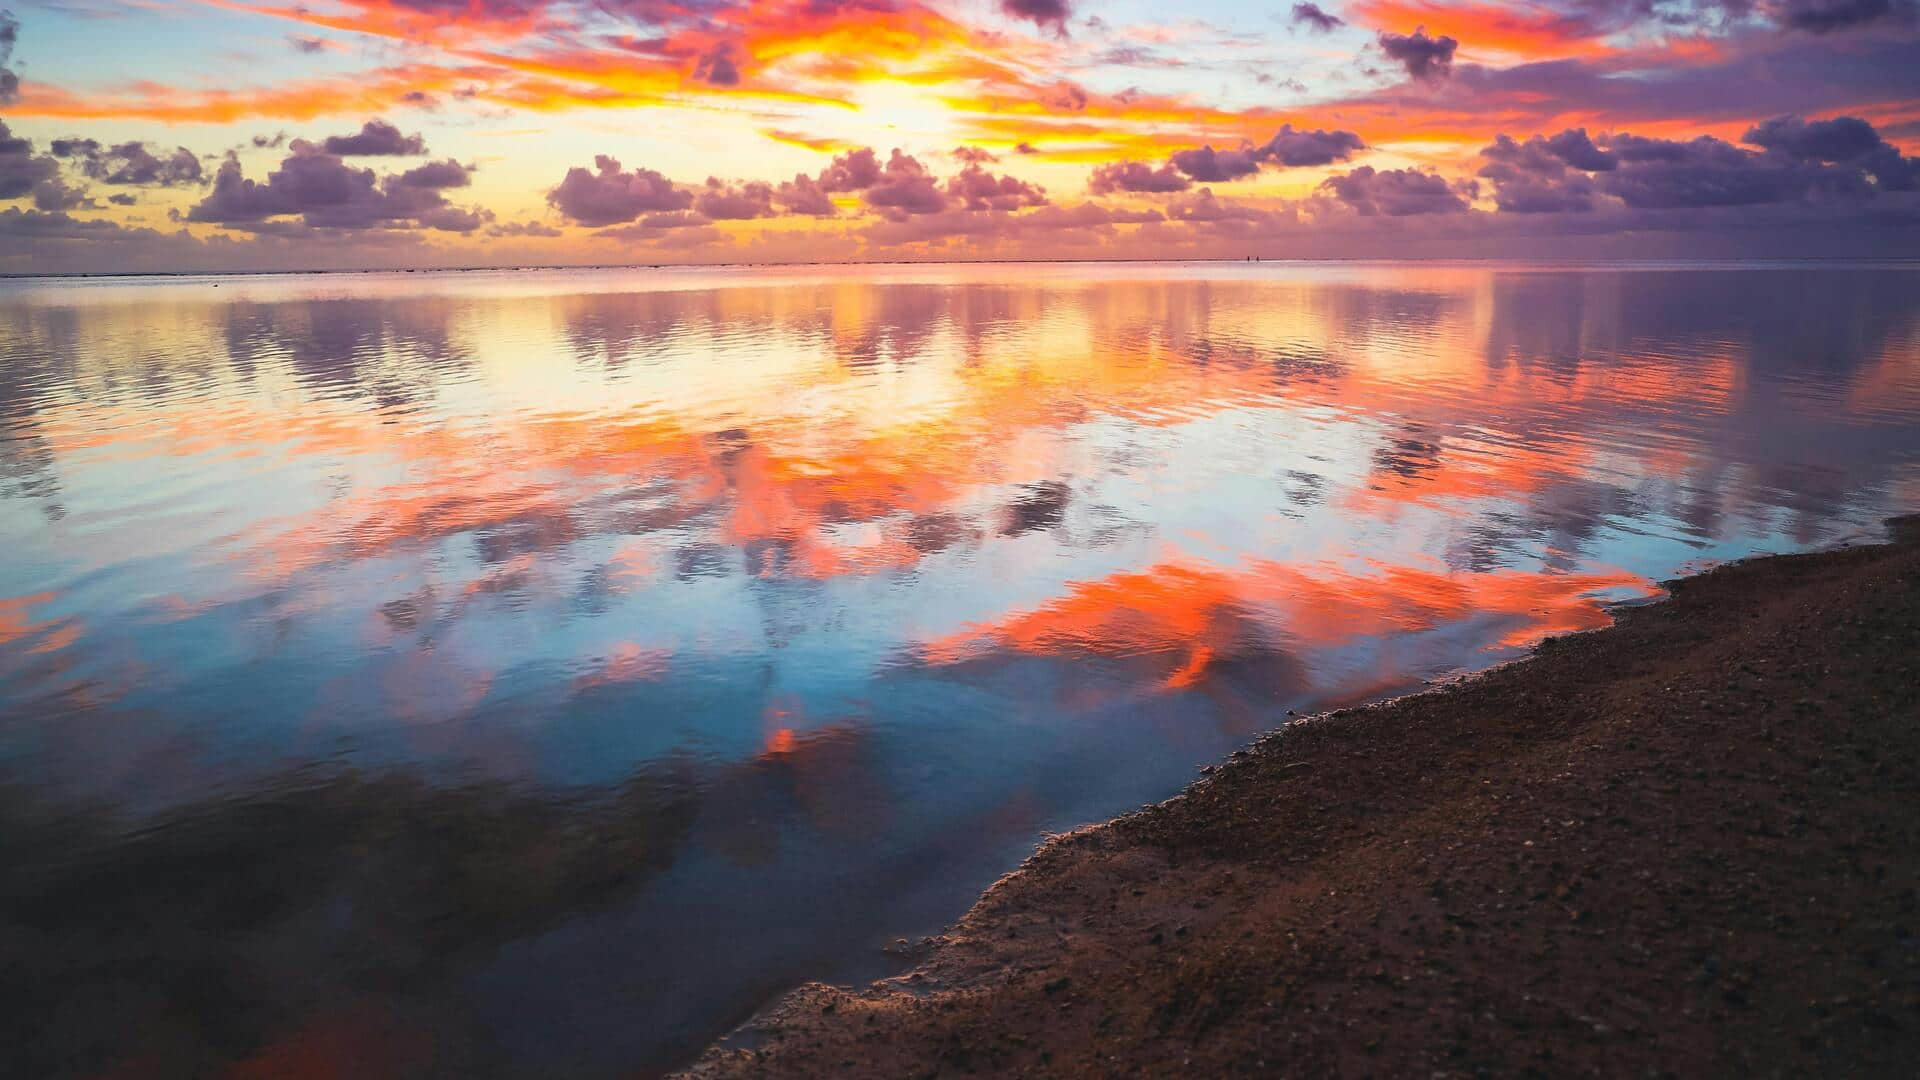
[1,263,1917,1075]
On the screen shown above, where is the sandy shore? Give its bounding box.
[687,516,1920,1077]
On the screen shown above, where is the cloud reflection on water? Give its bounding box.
[0,263,1916,1076]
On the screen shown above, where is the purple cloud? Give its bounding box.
[1290,3,1345,32]
[695,177,776,219]
[1378,27,1459,82]
[320,120,427,157]
[1170,145,1264,183]
[816,147,883,193]
[56,140,205,186]
[775,173,837,216]
[946,163,1047,211]
[0,120,59,201]
[190,144,487,232]
[1478,134,1601,212]
[694,42,741,86]
[864,150,948,219]
[1000,0,1071,34]
[1259,124,1367,167]
[1320,165,1473,215]
[547,156,693,226]
[1088,161,1192,194]
[1151,125,1365,187]
[1771,0,1907,33]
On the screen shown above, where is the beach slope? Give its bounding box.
[688,518,1920,1077]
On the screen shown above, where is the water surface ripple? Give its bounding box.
[2,262,1917,1076]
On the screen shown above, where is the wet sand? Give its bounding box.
[688,516,1920,1077]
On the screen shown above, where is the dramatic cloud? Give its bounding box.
[188,144,486,232]
[1742,114,1918,189]
[1152,126,1366,186]
[1378,27,1459,82]
[0,120,58,201]
[1000,0,1072,34]
[863,150,948,219]
[1319,166,1473,215]
[53,140,204,186]
[393,158,472,190]
[1290,3,1346,32]
[1594,131,1884,208]
[32,176,92,212]
[1478,133,1601,212]
[1088,160,1191,194]
[547,156,693,226]
[1170,145,1263,183]
[1260,124,1368,167]
[817,148,883,193]
[320,120,428,157]
[1473,116,1920,215]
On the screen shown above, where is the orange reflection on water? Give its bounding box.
[922,556,1655,692]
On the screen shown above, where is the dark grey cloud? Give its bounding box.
[1001,0,1071,34]
[1478,133,1602,212]
[1377,27,1459,82]
[1319,165,1473,215]
[1473,116,1920,215]
[290,34,326,54]
[1595,133,1861,207]
[0,207,127,241]
[1745,114,1920,190]
[1170,145,1263,182]
[32,177,93,212]
[1546,128,1616,172]
[1289,3,1344,32]
[55,140,204,186]
[546,155,693,226]
[393,158,472,190]
[1259,124,1367,167]
[0,120,58,201]
[1088,160,1192,194]
[320,120,427,156]
[1150,125,1365,187]
[1770,0,1906,32]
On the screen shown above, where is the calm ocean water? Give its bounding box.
[3,262,1917,1075]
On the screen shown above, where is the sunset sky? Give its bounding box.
[1,0,1917,271]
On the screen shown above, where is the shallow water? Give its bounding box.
[2,262,1917,1075]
